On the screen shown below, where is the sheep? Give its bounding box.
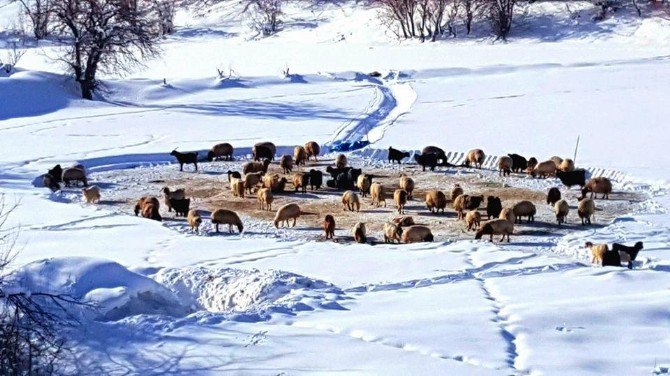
[451,184,464,202]
[227,170,242,182]
[43,174,60,192]
[134,196,162,221]
[253,142,276,161]
[547,187,561,206]
[243,159,271,175]
[550,156,564,167]
[47,164,63,183]
[392,215,415,227]
[292,172,309,193]
[279,155,293,174]
[512,201,536,223]
[401,225,434,243]
[170,149,198,172]
[453,194,468,220]
[370,182,386,207]
[294,146,308,166]
[353,222,367,244]
[422,146,447,164]
[162,187,186,212]
[394,189,408,214]
[414,153,438,172]
[323,214,336,239]
[556,169,587,188]
[585,242,608,265]
[582,177,612,200]
[465,195,484,211]
[169,198,190,217]
[531,160,557,178]
[507,154,527,173]
[342,190,361,212]
[336,154,348,169]
[273,203,316,228]
[388,146,410,164]
[526,157,538,173]
[211,209,244,233]
[499,208,515,223]
[497,155,512,176]
[304,141,320,161]
[383,222,403,243]
[578,198,596,225]
[554,199,569,225]
[612,242,644,269]
[206,143,234,161]
[399,175,415,199]
[465,210,482,231]
[62,167,88,187]
[82,185,100,204]
[309,169,323,190]
[475,219,514,242]
[425,190,447,214]
[465,149,486,169]
[559,158,575,172]
[326,166,351,179]
[230,178,245,198]
[187,209,202,233]
[486,196,502,219]
[257,188,274,211]
[262,174,288,193]
[356,174,372,197]
[244,172,264,194]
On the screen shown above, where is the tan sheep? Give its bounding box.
[465,210,481,231]
[550,156,564,167]
[305,141,320,161]
[211,209,243,233]
[512,201,536,223]
[243,159,271,175]
[262,174,288,193]
[451,184,464,202]
[425,190,447,214]
[257,188,274,211]
[399,174,415,199]
[82,185,101,204]
[383,222,403,244]
[244,172,264,194]
[370,182,386,208]
[585,242,608,265]
[273,203,316,228]
[497,155,512,176]
[466,149,486,169]
[336,154,348,169]
[162,187,186,212]
[401,225,434,243]
[292,172,309,193]
[392,215,415,227]
[532,160,557,178]
[294,146,307,166]
[352,222,367,244]
[554,199,569,225]
[342,190,361,212]
[394,189,408,214]
[475,219,514,242]
[279,155,293,174]
[356,174,371,198]
[134,196,162,221]
[559,158,575,172]
[187,209,202,233]
[230,178,245,198]
[499,207,515,223]
[582,177,613,200]
[578,198,596,225]
[453,194,468,220]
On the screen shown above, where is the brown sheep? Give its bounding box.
[211,209,243,233]
[134,196,162,221]
[554,199,569,225]
[292,172,309,193]
[466,149,486,169]
[243,159,271,175]
[187,209,202,233]
[257,188,274,211]
[207,143,234,161]
[62,167,88,187]
[547,187,561,206]
[273,203,316,228]
[512,201,536,223]
[394,189,408,214]
[585,241,608,265]
[401,225,434,243]
[356,174,372,198]
[559,158,575,172]
[465,210,481,231]
[244,172,264,194]
[324,214,335,240]
[370,182,386,208]
[578,198,595,225]
[279,155,293,174]
[392,215,415,227]
[399,174,415,199]
[453,194,468,220]
[342,190,361,212]
[305,141,320,161]
[353,222,367,244]
[294,146,307,166]
[425,190,447,214]
[383,222,403,244]
[499,208,515,223]
[262,174,288,193]
[253,142,276,160]
[497,155,512,176]
[582,177,612,200]
[451,184,464,202]
[475,219,514,242]
[230,178,245,198]
[336,154,348,169]
[82,185,101,204]
[532,160,557,178]
[162,187,186,212]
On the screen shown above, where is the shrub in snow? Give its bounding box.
[248,0,283,36]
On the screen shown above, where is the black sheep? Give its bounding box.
[309,169,323,190]
[421,146,447,163]
[336,172,355,190]
[547,187,561,205]
[170,149,198,172]
[227,170,241,182]
[465,195,484,210]
[601,249,623,267]
[388,146,410,164]
[347,168,363,184]
[253,145,274,161]
[414,153,438,172]
[486,196,502,219]
[48,164,63,183]
[556,169,587,188]
[612,242,644,269]
[42,173,61,192]
[169,198,190,217]
[326,166,351,179]
[507,154,528,173]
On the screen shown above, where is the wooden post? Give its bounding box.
[573,135,580,163]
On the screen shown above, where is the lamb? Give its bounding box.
[392,215,415,227]
[62,167,88,187]
[162,187,186,212]
[499,208,515,223]
[187,209,202,233]
[612,242,644,269]
[399,175,415,199]
[243,159,271,175]
[465,149,486,169]
[309,169,323,190]
[293,172,309,193]
[451,184,464,202]
[531,160,557,178]
[465,195,484,211]
[262,174,288,193]
[82,185,100,204]
[497,155,512,176]
[211,209,244,233]
[294,146,308,166]
[336,154,348,169]
[304,141,321,161]
[323,214,336,239]
[273,203,316,228]
[550,156,564,167]
[507,154,527,173]
[547,187,561,206]
[227,170,242,182]
[206,143,234,161]
[559,158,575,172]
[244,172,264,194]
[230,178,245,198]
[47,164,63,183]
[388,146,410,164]
[582,177,612,200]
[414,153,438,171]
[356,174,372,197]
[556,169,587,188]
[352,222,367,244]
[134,196,162,221]
[585,242,608,265]
[394,189,408,214]
[512,201,536,223]
[257,188,274,211]
[554,199,569,225]
[578,198,595,225]
[465,210,481,231]
[453,194,468,220]
[170,149,198,172]
[422,146,447,164]
[253,142,276,161]
[486,196,502,219]
[526,157,538,173]
[401,225,434,243]
[279,155,293,174]
[169,198,190,217]
[43,174,61,192]
[383,222,403,243]
[425,190,447,214]
[370,182,386,207]
[475,219,514,242]
[342,190,361,212]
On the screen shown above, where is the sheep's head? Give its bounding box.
[162,187,170,195]
[635,241,644,250]
[170,149,178,156]
[263,159,271,167]
[206,151,215,161]
[584,241,594,248]
[474,229,484,240]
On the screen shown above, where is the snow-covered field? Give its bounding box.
[2,0,670,374]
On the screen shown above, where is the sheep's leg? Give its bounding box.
[194,162,198,172]
[215,224,219,233]
[292,217,297,227]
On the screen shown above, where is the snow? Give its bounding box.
[2,0,670,374]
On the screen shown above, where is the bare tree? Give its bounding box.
[13,0,52,39]
[248,0,283,36]
[50,0,162,99]
[486,0,516,40]
[153,0,176,35]
[462,0,484,34]
[1,40,27,74]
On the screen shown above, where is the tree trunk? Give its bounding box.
[79,80,94,100]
